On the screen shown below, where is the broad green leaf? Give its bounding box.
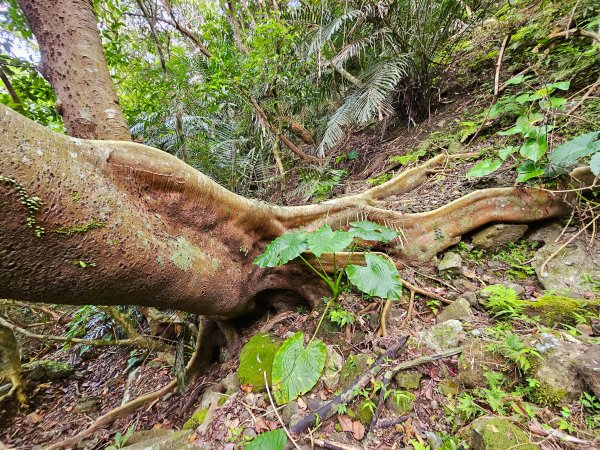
[271,332,326,405]
[590,152,600,176]
[515,93,537,104]
[349,221,399,243]
[346,254,403,300]
[246,429,287,450]
[253,231,308,268]
[504,74,530,86]
[466,159,502,178]
[548,131,600,169]
[540,97,567,110]
[549,81,570,91]
[516,161,545,182]
[519,133,547,162]
[499,146,517,161]
[498,114,544,136]
[306,224,354,257]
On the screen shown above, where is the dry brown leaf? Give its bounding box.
[352,421,365,440]
[338,415,353,432]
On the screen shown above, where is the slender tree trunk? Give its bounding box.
[17,0,131,140]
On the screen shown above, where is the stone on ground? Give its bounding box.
[575,345,600,399]
[322,345,344,390]
[121,430,193,450]
[471,224,528,251]
[24,360,75,381]
[437,298,474,323]
[437,252,463,272]
[470,416,539,450]
[394,371,422,390]
[422,320,463,352]
[339,353,371,389]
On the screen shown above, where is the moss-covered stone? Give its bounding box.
[237,333,281,391]
[470,416,539,450]
[528,381,567,407]
[386,391,415,415]
[24,360,75,381]
[356,399,375,425]
[523,296,600,326]
[182,407,208,430]
[394,371,422,390]
[339,353,371,389]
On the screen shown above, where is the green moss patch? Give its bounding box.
[237,333,282,391]
[523,295,600,326]
[183,407,208,430]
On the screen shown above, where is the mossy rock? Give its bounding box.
[385,391,415,415]
[394,371,422,390]
[182,407,208,430]
[523,295,600,327]
[470,417,539,450]
[339,353,371,389]
[24,360,75,381]
[356,399,375,425]
[237,333,281,391]
[527,382,567,407]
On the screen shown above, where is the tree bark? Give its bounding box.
[0,104,575,320]
[17,0,131,140]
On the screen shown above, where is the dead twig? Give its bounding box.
[494,35,511,98]
[263,371,302,450]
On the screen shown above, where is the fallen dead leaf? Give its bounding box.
[352,421,365,440]
[338,415,353,432]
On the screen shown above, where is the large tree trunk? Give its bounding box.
[0,104,575,319]
[17,0,131,140]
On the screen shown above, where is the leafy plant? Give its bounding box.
[480,285,523,320]
[105,424,135,450]
[486,331,540,373]
[271,332,327,405]
[245,429,287,450]
[329,305,356,328]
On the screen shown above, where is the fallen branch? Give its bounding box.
[528,419,593,445]
[494,35,511,98]
[313,439,362,450]
[0,316,171,352]
[289,336,409,433]
[44,320,207,450]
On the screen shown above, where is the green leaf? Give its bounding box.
[271,332,326,405]
[246,429,287,450]
[516,161,545,182]
[306,224,354,257]
[253,231,308,268]
[348,149,359,160]
[540,97,567,110]
[548,131,600,169]
[549,81,570,91]
[504,74,531,86]
[499,146,517,161]
[519,132,547,162]
[466,159,502,178]
[590,152,600,176]
[498,114,544,136]
[349,221,399,243]
[346,254,403,300]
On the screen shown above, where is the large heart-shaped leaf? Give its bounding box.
[271,332,326,405]
[516,161,545,182]
[519,132,547,162]
[498,113,544,136]
[548,131,600,169]
[466,158,502,178]
[253,231,308,268]
[307,224,354,257]
[349,221,399,243]
[246,429,287,450]
[590,152,600,176]
[346,253,403,300]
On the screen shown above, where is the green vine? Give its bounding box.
[0,175,45,237]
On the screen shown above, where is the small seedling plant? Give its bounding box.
[252,221,403,406]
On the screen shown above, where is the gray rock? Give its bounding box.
[282,400,299,425]
[471,224,528,251]
[74,397,100,413]
[532,334,585,402]
[470,416,539,450]
[575,345,600,399]
[222,372,238,392]
[531,231,600,297]
[385,391,414,414]
[457,337,502,388]
[437,252,462,272]
[506,283,525,297]
[24,360,75,381]
[394,371,422,390]
[121,430,193,450]
[422,320,463,352]
[437,298,474,323]
[463,292,478,307]
[322,346,344,390]
[426,432,444,450]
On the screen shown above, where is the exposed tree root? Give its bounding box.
[0,316,172,352]
[377,299,393,337]
[44,319,211,450]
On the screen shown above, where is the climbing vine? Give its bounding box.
[0,175,44,237]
